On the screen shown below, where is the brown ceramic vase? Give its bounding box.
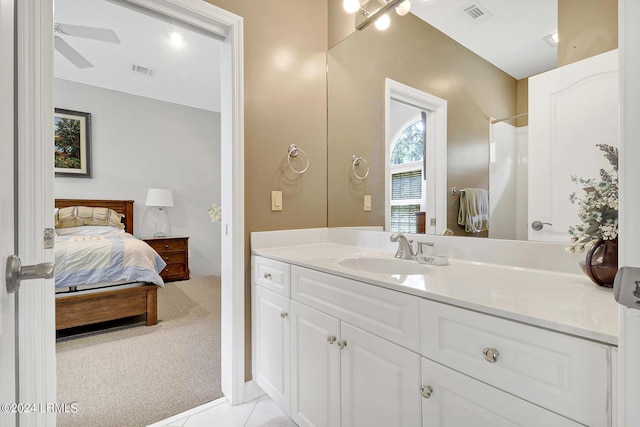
[579,239,618,288]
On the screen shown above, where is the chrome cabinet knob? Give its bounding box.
[327,335,337,344]
[337,340,347,349]
[420,385,434,399]
[483,347,500,363]
[280,311,288,319]
[263,272,272,280]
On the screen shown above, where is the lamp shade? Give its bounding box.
[145,188,174,207]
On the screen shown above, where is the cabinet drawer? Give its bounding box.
[421,358,581,427]
[420,299,610,426]
[159,253,185,265]
[291,266,419,352]
[253,256,291,297]
[146,238,186,253]
[161,263,187,279]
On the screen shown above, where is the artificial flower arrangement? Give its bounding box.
[566,144,618,252]
[208,203,222,223]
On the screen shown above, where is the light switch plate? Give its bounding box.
[364,195,371,212]
[271,191,283,211]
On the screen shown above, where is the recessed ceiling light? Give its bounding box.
[170,32,183,47]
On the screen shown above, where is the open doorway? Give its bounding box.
[51,0,241,425]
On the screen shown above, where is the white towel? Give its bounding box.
[457,188,489,233]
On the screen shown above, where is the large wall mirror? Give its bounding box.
[327,0,618,242]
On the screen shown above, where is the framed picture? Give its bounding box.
[54,108,92,178]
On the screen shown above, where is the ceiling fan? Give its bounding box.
[54,22,121,69]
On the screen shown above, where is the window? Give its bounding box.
[390,117,425,233]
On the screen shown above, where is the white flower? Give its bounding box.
[209,203,222,223]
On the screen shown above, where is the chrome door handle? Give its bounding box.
[531,221,552,231]
[5,255,54,294]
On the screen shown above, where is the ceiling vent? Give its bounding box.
[131,64,155,77]
[459,2,492,23]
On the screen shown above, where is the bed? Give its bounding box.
[54,199,164,331]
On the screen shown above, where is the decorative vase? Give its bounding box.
[579,239,618,288]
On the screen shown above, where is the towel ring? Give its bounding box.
[287,144,309,174]
[352,155,369,180]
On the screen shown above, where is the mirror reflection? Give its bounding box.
[327,0,618,242]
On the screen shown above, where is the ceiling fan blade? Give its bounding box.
[55,23,121,44]
[54,36,93,69]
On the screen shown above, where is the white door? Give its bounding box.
[290,301,341,427]
[340,322,421,427]
[1,1,56,427]
[0,1,17,425]
[618,0,640,423]
[253,286,290,413]
[420,358,581,426]
[528,49,619,242]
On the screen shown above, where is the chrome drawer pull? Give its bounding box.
[263,272,272,280]
[280,311,288,319]
[483,347,500,363]
[327,335,337,344]
[337,340,347,349]
[420,385,433,399]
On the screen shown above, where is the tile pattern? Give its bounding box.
[149,395,297,427]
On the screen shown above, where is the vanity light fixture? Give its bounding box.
[170,31,183,47]
[345,0,411,31]
[543,32,559,47]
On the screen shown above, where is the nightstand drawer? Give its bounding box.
[161,263,188,279]
[146,238,186,253]
[159,253,185,264]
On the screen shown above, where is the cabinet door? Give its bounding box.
[253,286,290,413]
[421,358,582,427]
[290,301,341,427]
[341,323,421,427]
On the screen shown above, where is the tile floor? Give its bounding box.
[148,395,297,427]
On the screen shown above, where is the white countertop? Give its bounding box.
[253,242,619,345]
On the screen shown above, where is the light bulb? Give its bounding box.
[170,32,183,47]
[343,0,360,14]
[375,13,391,30]
[395,0,411,16]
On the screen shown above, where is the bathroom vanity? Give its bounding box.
[251,228,618,427]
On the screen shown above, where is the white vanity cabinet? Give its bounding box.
[289,268,422,427]
[252,257,291,413]
[252,254,614,427]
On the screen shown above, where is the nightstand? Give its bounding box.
[143,236,190,282]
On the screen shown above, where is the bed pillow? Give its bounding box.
[55,225,126,236]
[55,206,125,229]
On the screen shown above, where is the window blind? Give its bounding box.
[391,170,423,200]
[391,204,420,233]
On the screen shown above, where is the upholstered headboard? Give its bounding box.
[55,199,135,233]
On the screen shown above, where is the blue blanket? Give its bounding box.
[55,232,166,288]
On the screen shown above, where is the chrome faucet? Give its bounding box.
[390,233,435,260]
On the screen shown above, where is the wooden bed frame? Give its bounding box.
[54,199,159,331]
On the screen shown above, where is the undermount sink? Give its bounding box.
[337,256,431,275]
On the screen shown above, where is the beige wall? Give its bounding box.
[327,12,517,236]
[558,0,618,66]
[206,0,328,380]
[516,78,528,127]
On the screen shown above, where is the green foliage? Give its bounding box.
[54,117,81,160]
[390,118,424,165]
[567,144,619,252]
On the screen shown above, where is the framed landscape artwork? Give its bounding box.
[54,108,92,178]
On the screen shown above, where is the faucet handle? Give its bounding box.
[417,241,435,254]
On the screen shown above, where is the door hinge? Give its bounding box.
[44,228,55,249]
[430,218,436,227]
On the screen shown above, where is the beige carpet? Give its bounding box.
[56,276,223,427]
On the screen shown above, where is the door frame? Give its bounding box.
[18,1,247,425]
[384,78,447,235]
